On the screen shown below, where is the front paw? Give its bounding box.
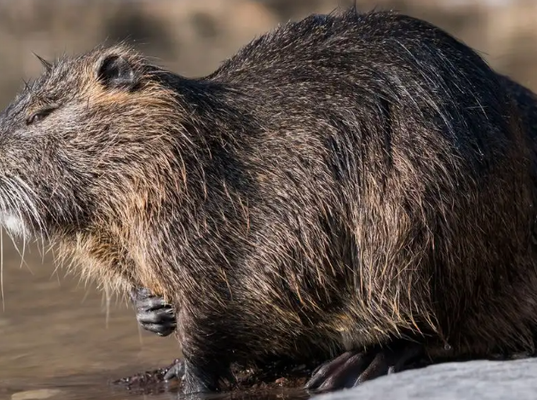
[130,287,177,337]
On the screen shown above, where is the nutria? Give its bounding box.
[2,6,537,395]
[130,71,537,391]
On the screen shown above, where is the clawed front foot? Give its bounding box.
[163,358,185,381]
[305,341,424,392]
[114,358,185,390]
[130,287,177,337]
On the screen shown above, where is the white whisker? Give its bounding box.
[3,179,29,268]
[104,284,111,329]
[1,227,4,312]
[0,187,7,312]
[19,235,26,271]
[7,176,52,272]
[55,268,61,286]
[80,287,90,304]
[12,176,50,243]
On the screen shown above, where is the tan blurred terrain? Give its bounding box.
[0,0,537,109]
[0,1,537,399]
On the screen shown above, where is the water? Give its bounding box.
[0,239,310,400]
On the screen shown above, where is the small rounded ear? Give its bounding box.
[96,54,138,91]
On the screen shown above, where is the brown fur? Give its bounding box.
[1,8,537,393]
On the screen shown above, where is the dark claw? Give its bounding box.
[130,287,177,337]
[163,359,186,381]
[305,342,424,392]
[305,351,373,391]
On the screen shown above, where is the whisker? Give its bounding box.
[1,225,4,312]
[0,185,18,311]
[9,176,53,275]
[2,180,38,275]
[19,235,26,271]
[104,283,111,329]
[0,186,6,312]
[12,176,50,243]
[80,286,90,304]
[54,267,61,287]
[3,179,28,268]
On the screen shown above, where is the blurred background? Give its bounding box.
[1,1,537,399]
[0,0,537,105]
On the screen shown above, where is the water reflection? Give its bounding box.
[0,239,310,400]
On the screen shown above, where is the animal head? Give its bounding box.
[0,45,187,242]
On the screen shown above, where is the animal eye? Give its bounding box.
[26,107,56,125]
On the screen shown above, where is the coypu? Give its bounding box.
[2,6,537,395]
[130,72,537,392]
[128,72,537,388]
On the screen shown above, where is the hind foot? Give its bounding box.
[130,287,177,337]
[305,342,424,392]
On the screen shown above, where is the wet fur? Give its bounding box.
[1,7,537,393]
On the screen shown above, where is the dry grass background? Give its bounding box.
[0,0,536,109]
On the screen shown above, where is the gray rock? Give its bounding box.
[312,358,537,400]
[11,389,62,400]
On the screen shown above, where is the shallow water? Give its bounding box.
[0,238,311,400]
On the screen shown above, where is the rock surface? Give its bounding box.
[312,358,537,400]
[11,389,63,400]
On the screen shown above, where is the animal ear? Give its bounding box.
[96,54,138,91]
